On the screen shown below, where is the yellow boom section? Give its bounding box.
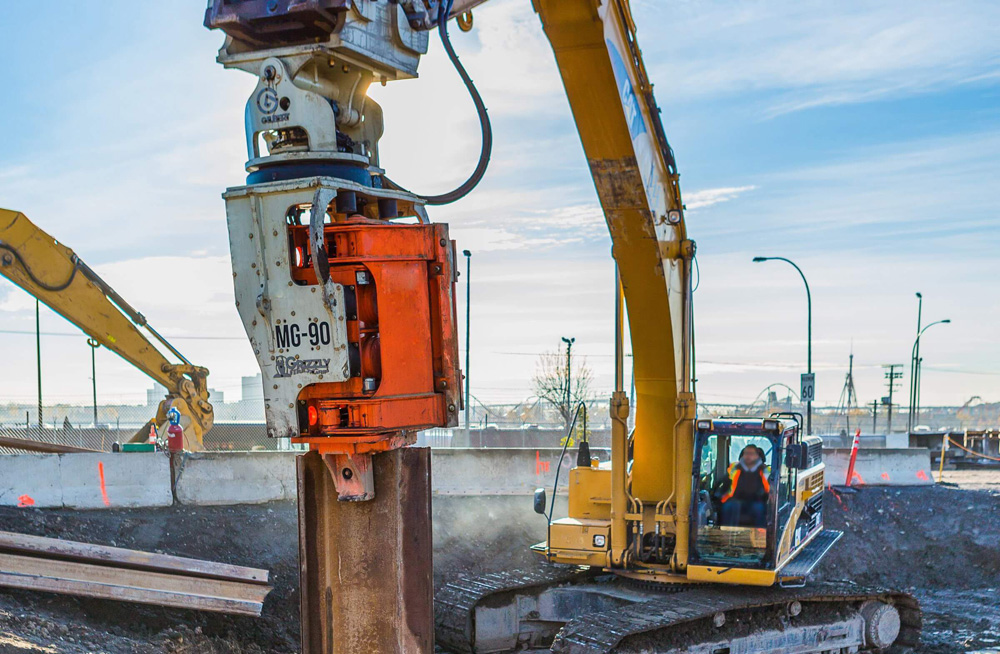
[533,0,695,533]
[0,209,214,450]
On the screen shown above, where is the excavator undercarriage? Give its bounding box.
[436,567,920,654]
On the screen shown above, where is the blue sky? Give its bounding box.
[0,0,997,413]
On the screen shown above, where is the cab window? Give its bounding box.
[692,429,778,569]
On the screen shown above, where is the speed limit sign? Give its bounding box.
[800,373,815,402]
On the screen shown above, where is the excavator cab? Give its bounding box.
[690,416,832,583]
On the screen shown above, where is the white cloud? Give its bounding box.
[634,0,1000,114]
[0,279,36,313]
[685,185,756,211]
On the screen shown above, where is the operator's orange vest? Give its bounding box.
[721,462,770,503]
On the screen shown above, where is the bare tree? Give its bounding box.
[532,348,593,429]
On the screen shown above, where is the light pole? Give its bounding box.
[561,336,575,426]
[87,338,100,425]
[753,256,812,434]
[35,298,42,428]
[907,293,923,433]
[910,319,950,429]
[463,249,471,434]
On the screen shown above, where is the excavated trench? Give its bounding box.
[0,475,997,653]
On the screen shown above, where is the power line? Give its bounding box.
[921,366,1000,377]
[0,328,245,341]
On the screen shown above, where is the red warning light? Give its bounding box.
[308,405,319,427]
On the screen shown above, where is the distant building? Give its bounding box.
[146,383,168,406]
[241,374,264,402]
[147,383,224,404]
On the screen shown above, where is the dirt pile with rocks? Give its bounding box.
[818,484,1000,652]
[0,481,996,653]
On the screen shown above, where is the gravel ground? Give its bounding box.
[0,473,997,653]
[818,482,1000,653]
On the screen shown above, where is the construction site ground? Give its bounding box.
[0,469,996,654]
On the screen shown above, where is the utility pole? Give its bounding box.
[883,364,903,433]
[35,299,42,428]
[561,336,575,426]
[87,338,100,425]
[871,399,878,433]
[836,351,858,434]
[463,249,471,434]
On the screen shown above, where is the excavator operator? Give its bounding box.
[720,445,770,527]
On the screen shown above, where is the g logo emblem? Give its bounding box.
[256,88,279,115]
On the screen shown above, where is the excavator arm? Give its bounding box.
[532,0,696,556]
[0,209,214,450]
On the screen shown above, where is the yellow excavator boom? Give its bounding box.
[533,0,696,571]
[0,208,213,450]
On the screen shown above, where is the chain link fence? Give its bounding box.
[0,396,995,454]
[0,400,272,453]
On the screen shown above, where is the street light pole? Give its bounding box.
[463,249,471,434]
[907,293,923,433]
[35,298,42,428]
[561,336,575,426]
[87,338,100,425]
[910,319,950,429]
[753,256,812,434]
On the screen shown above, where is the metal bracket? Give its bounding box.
[323,452,375,501]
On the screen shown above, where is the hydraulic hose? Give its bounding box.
[546,402,587,554]
[0,242,78,292]
[402,0,493,206]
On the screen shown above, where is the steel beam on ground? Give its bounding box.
[0,552,270,615]
[0,531,268,583]
[298,447,433,654]
[0,435,99,454]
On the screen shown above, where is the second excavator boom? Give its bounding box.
[0,209,214,450]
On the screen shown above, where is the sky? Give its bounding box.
[0,0,997,412]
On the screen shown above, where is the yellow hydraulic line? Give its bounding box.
[938,433,947,483]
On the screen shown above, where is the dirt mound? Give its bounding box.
[0,482,997,652]
[818,484,1000,653]
[818,484,1000,591]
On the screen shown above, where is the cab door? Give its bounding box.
[774,423,801,562]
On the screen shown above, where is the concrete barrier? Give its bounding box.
[3,446,932,510]
[172,448,611,503]
[823,447,934,486]
[0,452,172,508]
[0,454,63,508]
[430,447,610,496]
[60,453,173,509]
[173,452,297,505]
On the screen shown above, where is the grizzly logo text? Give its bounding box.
[274,356,330,378]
